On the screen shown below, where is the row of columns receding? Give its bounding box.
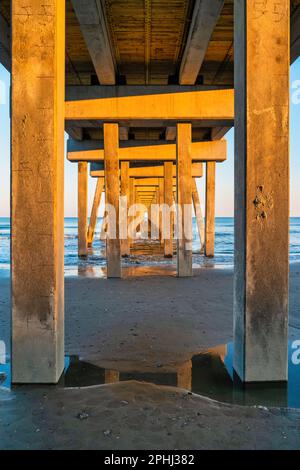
[10,0,290,385]
[76,129,216,279]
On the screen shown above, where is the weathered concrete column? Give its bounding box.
[150,188,160,240]
[104,123,121,278]
[129,178,135,244]
[87,177,104,247]
[176,123,193,277]
[205,162,216,258]
[164,162,174,257]
[78,162,88,257]
[177,360,192,391]
[192,178,205,251]
[158,179,164,243]
[11,0,65,383]
[120,162,130,257]
[105,370,120,384]
[234,0,290,382]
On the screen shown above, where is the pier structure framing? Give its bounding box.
[2,0,297,383]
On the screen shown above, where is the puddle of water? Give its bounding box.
[1,342,300,409]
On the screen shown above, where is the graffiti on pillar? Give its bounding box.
[253,1,286,23]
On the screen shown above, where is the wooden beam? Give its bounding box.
[65,87,234,123]
[179,0,224,85]
[71,0,116,84]
[177,123,193,277]
[67,140,227,163]
[291,5,300,64]
[87,177,104,247]
[104,123,121,278]
[0,13,11,71]
[90,163,203,178]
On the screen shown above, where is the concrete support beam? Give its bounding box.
[136,188,157,194]
[134,178,176,187]
[11,0,65,383]
[119,127,129,141]
[205,162,216,258]
[66,84,232,100]
[234,0,289,382]
[71,0,116,84]
[0,13,11,71]
[87,177,104,247]
[66,127,83,141]
[104,123,121,278]
[65,88,234,124]
[165,127,176,141]
[120,162,130,257]
[67,140,227,163]
[91,163,204,179]
[164,162,174,258]
[179,0,224,85]
[78,162,88,257]
[177,123,193,277]
[192,179,205,250]
[211,127,230,141]
[291,6,300,64]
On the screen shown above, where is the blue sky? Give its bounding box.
[0,59,299,217]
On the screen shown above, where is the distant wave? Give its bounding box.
[1,218,300,271]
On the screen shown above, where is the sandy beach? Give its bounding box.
[1,264,300,449]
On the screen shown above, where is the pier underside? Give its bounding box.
[1,0,299,385]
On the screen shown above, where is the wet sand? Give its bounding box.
[0,263,300,449]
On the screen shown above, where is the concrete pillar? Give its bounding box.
[87,177,104,247]
[104,123,121,278]
[150,188,160,240]
[205,162,216,258]
[164,162,174,258]
[177,360,192,391]
[234,0,289,382]
[78,162,88,257]
[129,178,135,244]
[11,0,65,383]
[192,178,205,252]
[105,369,120,384]
[120,162,130,257]
[176,123,193,277]
[158,179,164,243]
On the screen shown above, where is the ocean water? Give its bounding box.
[1,217,300,277]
